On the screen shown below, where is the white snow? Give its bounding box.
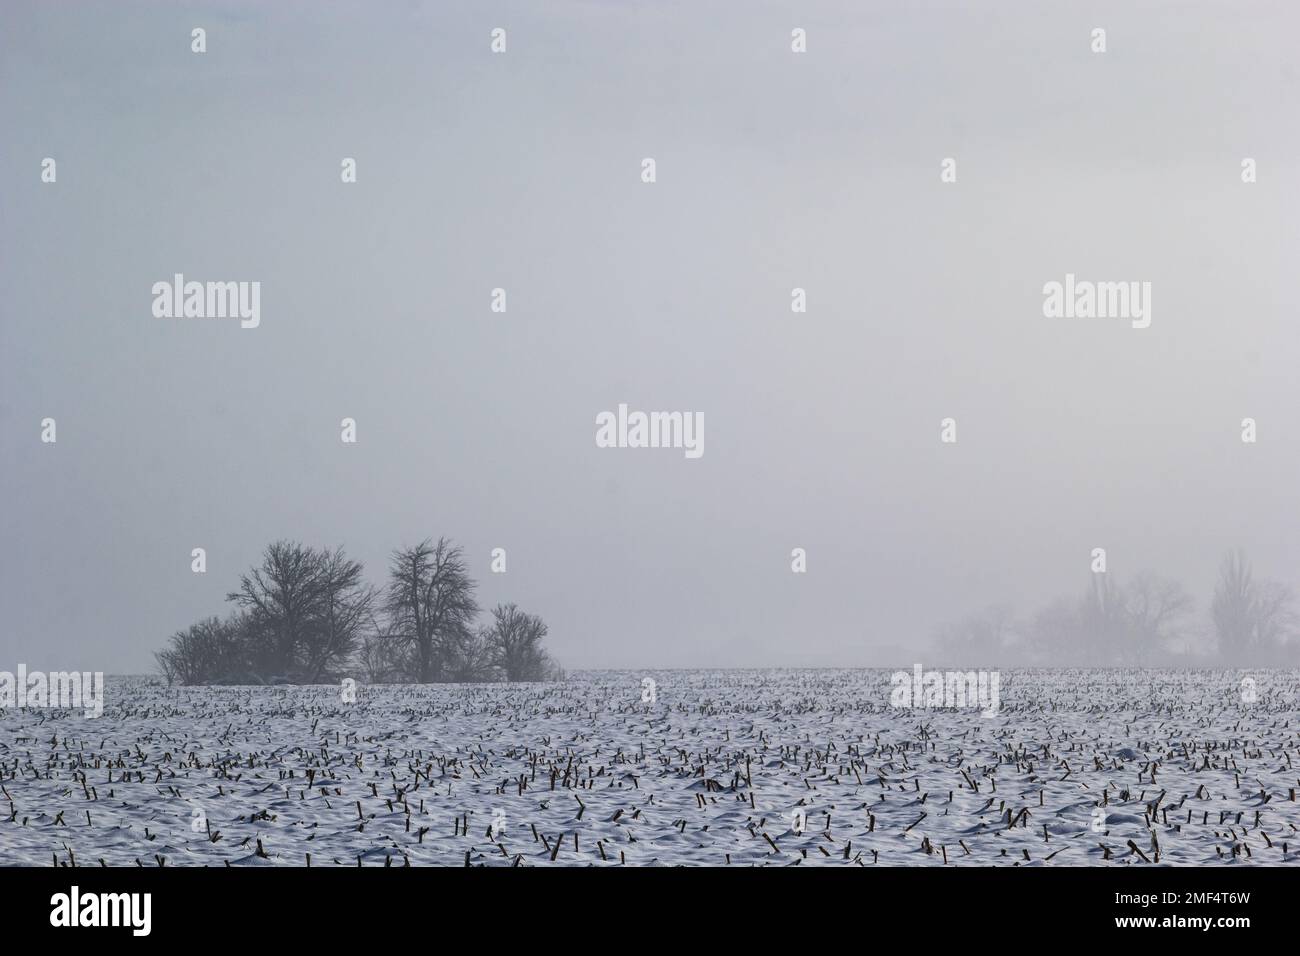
[1,669,1297,866]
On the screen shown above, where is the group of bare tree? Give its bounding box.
[933,549,1298,666]
[156,538,560,685]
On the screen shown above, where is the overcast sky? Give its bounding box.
[2,1,1298,672]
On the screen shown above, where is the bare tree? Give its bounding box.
[383,538,479,682]
[301,546,374,682]
[155,614,251,685]
[1079,573,1131,663]
[358,624,402,683]
[227,540,327,680]
[1253,581,1295,650]
[445,628,497,682]
[1024,572,1192,666]
[1212,550,1295,663]
[158,537,562,685]
[1122,572,1193,665]
[485,603,552,681]
[1212,550,1254,658]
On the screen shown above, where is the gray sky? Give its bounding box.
[2,1,1298,672]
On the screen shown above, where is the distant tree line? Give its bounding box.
[155,538,561,685]
[933,549,1299,667]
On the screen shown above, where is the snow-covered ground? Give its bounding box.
[2,669,1297,866]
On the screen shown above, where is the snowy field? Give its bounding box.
[2,669,1298,866]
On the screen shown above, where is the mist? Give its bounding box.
[2,0,1298,673]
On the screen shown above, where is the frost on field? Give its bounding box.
[1,670,1297,866]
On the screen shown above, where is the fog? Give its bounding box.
[2,1,1298,672]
